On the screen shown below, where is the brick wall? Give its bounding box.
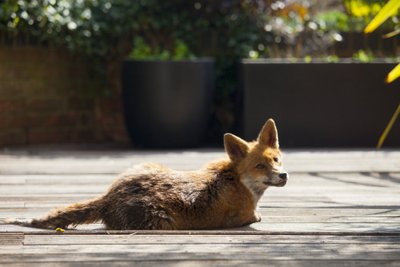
[0,45,129,146]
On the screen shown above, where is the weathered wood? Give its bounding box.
[0,172,398,184]
[1,150,400,174]
[0,243,399,260]
[2,260,400,267]
[0,195,97,202]
[1,223,399,234]
[2,207,399,217]
[0,175,115,185]
[0,184,108,195]
[0,233,23,245]
[3,211,400,223]
[1,198,400,209]
[23,234,400,245]
[0,148,399,266]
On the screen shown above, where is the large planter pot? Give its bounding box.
[122,59,214,148]
[240,60,400,148]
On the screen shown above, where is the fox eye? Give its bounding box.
[273,157,279,163]
[256,163,266,169]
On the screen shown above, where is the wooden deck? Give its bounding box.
[0,148,399,266]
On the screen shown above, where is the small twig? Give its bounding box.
[377,103,400,149]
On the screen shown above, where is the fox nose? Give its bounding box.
[278,172,288,179]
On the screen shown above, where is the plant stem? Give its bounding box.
[377,103,400,149]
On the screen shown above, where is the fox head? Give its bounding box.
[224,119,288,202]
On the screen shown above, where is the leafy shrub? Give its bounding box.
[129,37,194,61]
[0,0,270,135]
[0,0,351,137]
[0,0,140,57]
[315,10,351,32]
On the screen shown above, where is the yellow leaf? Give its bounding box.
[386,63,400,83]
[55,227,65,233]
[364,0,400,33]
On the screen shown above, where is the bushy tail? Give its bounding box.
[6,198,105,229]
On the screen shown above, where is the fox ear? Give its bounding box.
[258,118,279,148]
[224,133,249,161]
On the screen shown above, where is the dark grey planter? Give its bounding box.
[240,59,400,148]
[122,59,214,148]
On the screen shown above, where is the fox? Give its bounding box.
[7,118,288,230]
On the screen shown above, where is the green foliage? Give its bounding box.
[128,37,195,61]
[0,0,270,135]
[316,10,351,32]
[315,1,399,33]
[304,55,312,63]
[352,49,375,62]
[325,55,340,63]
[126,0,267,61]
[343,0,399,31]
[1,0,341,63]
[344,0,385,18]
[0,0,140,58]
[2,0,369,135]
[255,1,343,58]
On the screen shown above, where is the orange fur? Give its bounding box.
[7,119,288,230]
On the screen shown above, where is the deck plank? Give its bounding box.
[0,148,399,266]
[22,234,400,245]
[2,260,400,267]
[0,150,399,174]
[0,244,399,261]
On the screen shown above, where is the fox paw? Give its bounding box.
[254,212,262,222]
